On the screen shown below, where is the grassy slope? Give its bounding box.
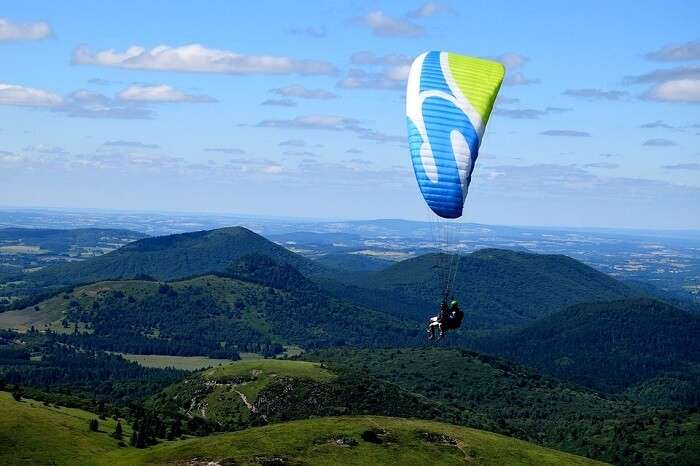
[1,391,603,466]
[111,416,607,466]
[0,391,130,466]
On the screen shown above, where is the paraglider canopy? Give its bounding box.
[406,51,504,219]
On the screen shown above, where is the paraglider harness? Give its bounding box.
[428,298,464,340]
[441,299,464,330]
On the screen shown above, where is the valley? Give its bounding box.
[1,223,699,465]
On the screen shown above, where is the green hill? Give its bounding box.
[327,249,640,329]
[147,358,456,433]
[306,347,700,466]
[0,392,605,466]
[118,416,607,466]
[1,257,421,357]
[26,227,323,285]
[479,298,700,404]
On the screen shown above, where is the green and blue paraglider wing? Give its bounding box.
[406,51,504,219]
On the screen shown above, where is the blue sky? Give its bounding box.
[1,1,699,229]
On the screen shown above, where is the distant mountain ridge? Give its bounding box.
[27,226,323,285]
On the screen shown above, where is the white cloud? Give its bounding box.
[279,139,307,147]
[117,84,214,103]
[350,51,412,66]
[257,114,403,143]
[496,52,528,69]
[584,162,619,169]
[259,114,359,131]
[642,138,676,147]
[337,67,408,90]
[639,120,676,129]
[341,52,411,91]
[407,3,455,18]
[540,130,591,137]
[71,151,182,170]
[0,83,62,107]
[662,163,700,170]
[625,65,700,103]
[646,40,700,62]
[56,90,152,119]
[503,72,539,86]
[624,65,700,84]
[289,26,326,38]
[493,52,537,86]
[493,108,546,119]
[270,84,337,99]
[474,164,700,216]
[204,147,246,155]
[358,10,424,37]
[262,164,284,174]
[0,17,51,41]
[24,144,69,156]
[644,79,700,103]
[282,150,317,157]
[563,88,628,100]
[104,140,159,149]
[0,150,23,164]
[224,157,285,175]
[261,98,297,107]
[494,106,570,120]
[497,96,520,105]
[72,43,337,76]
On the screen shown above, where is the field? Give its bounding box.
[0,391,605,466]
[118,347,306,371]
[0,303,67,332]
[118,353,235,371]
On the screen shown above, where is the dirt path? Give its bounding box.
[235,390,268,422]
[235,390,256,412]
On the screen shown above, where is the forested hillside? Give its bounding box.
[306,348,700,466]
[0,329,183,409]
[326,249,641,329]
[1,255,422,357]
[477,298,700,405]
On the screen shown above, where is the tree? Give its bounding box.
[135,429,146,448]
[89,419,99,432]
[112,421,123,440]
[168,417,182,440]
[12,390,22,402]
